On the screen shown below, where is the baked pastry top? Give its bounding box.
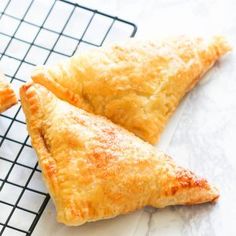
[20,82,219,226]
[0,72,17,113]
[32,36,231,144]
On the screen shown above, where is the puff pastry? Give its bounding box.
[0,72,17,113]
[32,36,231,144]
[20,82,219,226]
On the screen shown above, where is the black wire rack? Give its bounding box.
[0,0,137,235]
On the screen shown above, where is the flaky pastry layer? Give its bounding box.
[32,36,231,144]
[20,82,219,226]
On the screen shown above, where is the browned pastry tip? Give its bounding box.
[0,71,17,113]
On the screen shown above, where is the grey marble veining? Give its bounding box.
[168,59,236,236]
[134,50,236,236]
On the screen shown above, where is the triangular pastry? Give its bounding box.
[32,36,231,144]
[0,72,17,113]
[20,82,219,226]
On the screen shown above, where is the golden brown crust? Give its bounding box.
[20,82,219,226]
[0,72,17,113]
[32,35,231,144]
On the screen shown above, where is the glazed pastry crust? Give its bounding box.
[20,83,219,226]
[32,36,231,144]
[0,73,17,113]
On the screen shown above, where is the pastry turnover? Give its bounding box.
[0,72,17,113]
[32,36,231,144]
[20,82,219,226]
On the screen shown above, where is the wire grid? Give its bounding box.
[0,0,137,235]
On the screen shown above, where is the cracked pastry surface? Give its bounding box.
[32,35,231,144]
[20,82,219,226]
[0,72,17,113]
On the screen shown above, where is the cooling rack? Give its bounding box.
[0,0,137,235]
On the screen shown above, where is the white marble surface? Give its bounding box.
[73,1,236,235]
[1,0,236,235]
[74,1,236,235]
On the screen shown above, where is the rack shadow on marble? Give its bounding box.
[0,0,137,235]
